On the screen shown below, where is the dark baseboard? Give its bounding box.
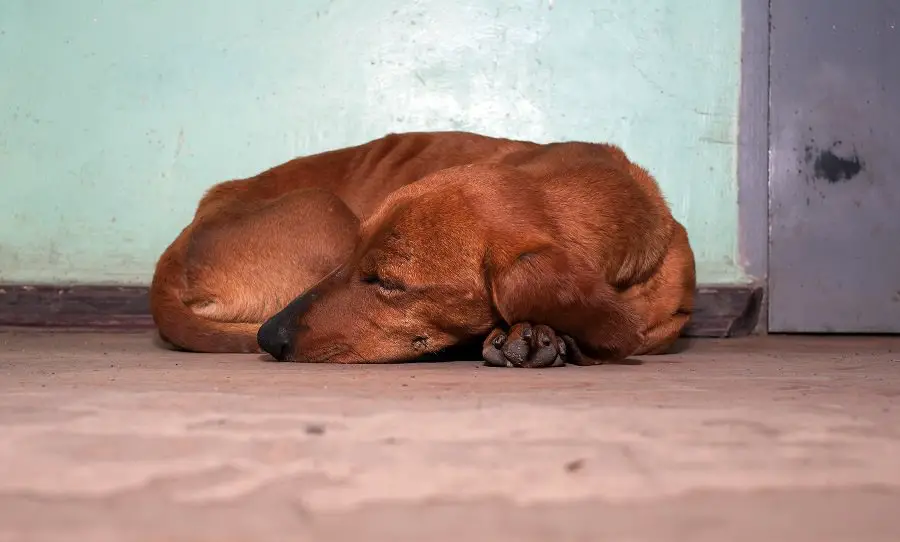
[0,283,764,338]
[0,285,152,328]
[683,284,764,338]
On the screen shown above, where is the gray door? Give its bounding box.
[768,0,900,332]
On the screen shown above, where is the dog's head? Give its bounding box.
[257,165,642,363]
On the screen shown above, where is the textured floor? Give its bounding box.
[1,331,899,541]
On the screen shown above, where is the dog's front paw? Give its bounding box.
[482,322,566,368]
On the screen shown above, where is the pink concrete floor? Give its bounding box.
[1,330,899,541]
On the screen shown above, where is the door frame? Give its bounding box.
[737,0,771,333]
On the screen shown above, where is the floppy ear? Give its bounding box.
[486,243,644,362]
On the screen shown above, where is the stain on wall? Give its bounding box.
[0,0,743,284]
[802,139,865,184]
[813,149,864,183]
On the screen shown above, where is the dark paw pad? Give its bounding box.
[482,322,566,368]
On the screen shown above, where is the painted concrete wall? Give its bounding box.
[0,0,743,285]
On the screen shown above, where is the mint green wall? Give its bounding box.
[0,0,743,285]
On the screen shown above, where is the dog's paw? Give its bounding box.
[482,322,566,368]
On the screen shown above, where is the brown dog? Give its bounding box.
[151,131,540,353]
[151,131,695,367]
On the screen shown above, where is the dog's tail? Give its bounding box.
[149,231,261,354]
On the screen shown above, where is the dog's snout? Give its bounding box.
[257,283,328,360]
[257,319,294,361]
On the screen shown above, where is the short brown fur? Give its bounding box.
[150,131,532,352]
[151,131,695,365]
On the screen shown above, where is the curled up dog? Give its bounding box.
[150,131,696,368]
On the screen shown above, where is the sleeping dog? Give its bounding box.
[151,132,695,367]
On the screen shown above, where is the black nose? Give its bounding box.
[257,319,294,361]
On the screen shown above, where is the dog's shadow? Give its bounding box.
[605,358,644,366]
[412,341,483,364]
[414,341,646,366]
[254,339,656,366]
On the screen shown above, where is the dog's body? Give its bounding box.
[151,131,695,366]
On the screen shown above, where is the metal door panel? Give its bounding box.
[769,0,900,332]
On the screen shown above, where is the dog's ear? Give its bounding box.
[485,243,644,362]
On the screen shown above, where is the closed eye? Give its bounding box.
[360,273,406,292]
